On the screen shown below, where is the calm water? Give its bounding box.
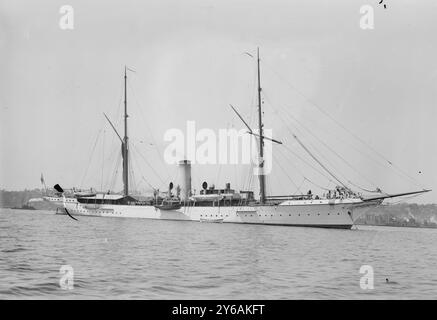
[1,208,437,299]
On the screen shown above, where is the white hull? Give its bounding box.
[49,197,380,229]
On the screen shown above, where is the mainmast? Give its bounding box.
[122,66,129,196]
[257,48,266,204]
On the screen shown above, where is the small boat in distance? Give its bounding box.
[200,218,224,224]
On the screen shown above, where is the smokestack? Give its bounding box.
[178,160,191,201]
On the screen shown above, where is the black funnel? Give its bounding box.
[54,184,64,193]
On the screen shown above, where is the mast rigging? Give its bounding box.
[257,47,266,204]
[123,66,129,196]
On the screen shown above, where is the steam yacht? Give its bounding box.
[45,49,429,228]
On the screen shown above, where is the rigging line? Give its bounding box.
[297,116,398,185]
[248,161,255,190]
[261,59,425,189]
[231,62,258,144]
[275,145,331,192]
[271,151,301,193]
[242,160,252,191]
[241,159,249,191]
[140,156,161,193]
[132,143,166,187]
[101,130,105,192]
[293,134,350,190]
[215,122,229,185]
[109,151,121,192]
[273,146,302,187]
[128,152,137,194]
[261,91,346,180]
[167,165,178,188]
[295,178,306,195]
[104,83,124,188]
[277,110,354,189]
[215,153,223,184]
[114,78,124,126]
[103,78,123,158]
[284,115,375,191]
[248,61,258,124]
[242,164,249,191]
[102,142,119,191]
[263,90,365,190]
[101,79,124,190]
[193,174,201,196]
[267,95,396,181]
[130,145,152,190]
[278,146,331,193]
[174,167,179,191]
[303,177,331,192]
[104,144,120,191]
[278,146,331,192]
[246,106,260,189]
[262,90,352,189]
[80,129,103,188]
[131,146,155,191]
[346,179,386,194]
[262,90,380,190]
[129,142,139,193]
[137,169,154,193]
[106,78,125,154]
[246,162,254,192]
[385,193,423,205]
[127,79,171,181]
[141,176,156,192]
[280,142,336,186]
[245,161,255,191]
[286,114,378,190]
[130,151,142,190]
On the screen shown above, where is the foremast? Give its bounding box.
[257,48,266,204]
[122,66,129,196]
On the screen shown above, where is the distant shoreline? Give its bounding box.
[356,222,437,229]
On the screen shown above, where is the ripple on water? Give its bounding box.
[2,247,28,253]
[1,209,437,299]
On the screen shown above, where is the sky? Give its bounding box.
[1,0,436,204]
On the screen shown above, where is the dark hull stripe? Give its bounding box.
[234,222,353,229]
[58,212,353,230]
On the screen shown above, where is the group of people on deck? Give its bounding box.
[323,186,356,199]
[302,186,358,200]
